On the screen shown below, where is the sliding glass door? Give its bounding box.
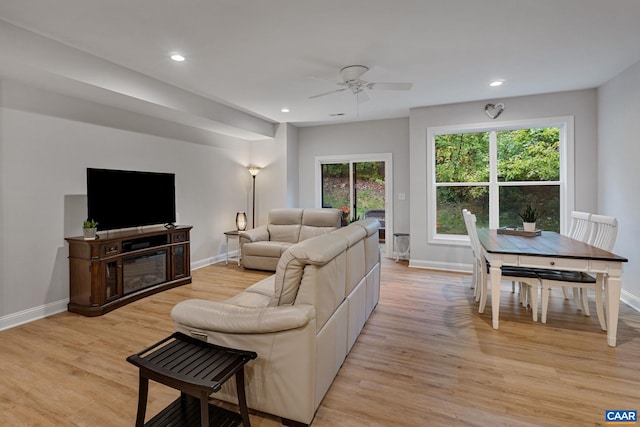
[321,161,385,220]
[317,154,392,254]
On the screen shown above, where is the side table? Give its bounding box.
[127,332,257,427]
[393,232,410,262]
[224,230,241,266]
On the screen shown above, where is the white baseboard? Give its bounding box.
[408,259,472,274]
[191,250,238,271]
[621,289,640,312]
[0,298,69,331]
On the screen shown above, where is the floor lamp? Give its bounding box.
[248,167,261,228]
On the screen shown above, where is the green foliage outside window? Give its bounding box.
[435,127,561,235]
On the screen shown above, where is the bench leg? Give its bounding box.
[135,374,149,427]
[199,391,209,427]
[235,368,251,427]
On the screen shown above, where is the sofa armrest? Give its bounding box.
[171,299,315,334]
[239,225,269,244]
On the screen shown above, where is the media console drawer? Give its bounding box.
[172,231,187,243]
[102,242,121,256]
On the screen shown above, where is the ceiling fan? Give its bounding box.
[309,65,413,103]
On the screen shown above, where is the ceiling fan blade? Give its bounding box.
[308,88,347,99]
[367,82,413,91]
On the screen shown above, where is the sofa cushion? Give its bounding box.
[267,208,303,243]
[225,273,275,308]
[243,241,294,257]
[225,291,272,308]
[244,275,276,297]
[356,218,381,274]
[270,233,348,307]
[333,224,367,295]
[299,208,341,241]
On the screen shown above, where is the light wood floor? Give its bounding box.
[1,258,639,426]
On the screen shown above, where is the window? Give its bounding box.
[427,117,573,244]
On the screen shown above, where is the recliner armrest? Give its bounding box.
[239,225,269,244]
[171,299,316,334]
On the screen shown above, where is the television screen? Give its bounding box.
[87,168,176,231]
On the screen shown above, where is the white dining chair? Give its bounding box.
[462,209,540,320]
[563,211,593,308]
[539,214,618,330]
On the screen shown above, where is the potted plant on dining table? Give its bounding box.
[519,204,540,232]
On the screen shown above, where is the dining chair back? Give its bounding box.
[568,211,592,242]
[462,209,482,299]
[564,211,592,304]
[587,214,618,251]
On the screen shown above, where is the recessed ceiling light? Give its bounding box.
[281,107,290,113]
[170,53,185,62]
[489,80,504,87]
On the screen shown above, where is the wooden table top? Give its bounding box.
[477,229,628,262]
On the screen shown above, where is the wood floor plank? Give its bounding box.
[1,258,639,426]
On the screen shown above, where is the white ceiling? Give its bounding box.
[1,0,640,129]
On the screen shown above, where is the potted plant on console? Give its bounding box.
[518,204,540,232]
[83,219,98,240]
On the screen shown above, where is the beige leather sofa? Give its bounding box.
[171,219,381,426]
[239,208,342,271]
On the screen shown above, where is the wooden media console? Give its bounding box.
[65,225,192,316]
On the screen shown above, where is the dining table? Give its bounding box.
[477,229,628,347]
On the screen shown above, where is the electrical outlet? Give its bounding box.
[398,193,406,200]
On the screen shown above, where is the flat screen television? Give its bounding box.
[87,168,176,231]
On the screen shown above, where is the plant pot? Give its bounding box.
[83,227,97,240]
[522,222,536,232]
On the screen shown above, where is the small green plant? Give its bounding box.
[83,219,98,229]
[518,205,540,223]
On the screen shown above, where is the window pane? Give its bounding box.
[321,163,349,212]
[354,161,385,221]
[435,132,490,183]
[436,186,489,234]
[499,185,560,232]
[497,128,560,182]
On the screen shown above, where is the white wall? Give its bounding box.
[409,90,598,271]
[248,123,295,227]
[0,80,253,327]
[598,60,640,309]
[297,117,410,232]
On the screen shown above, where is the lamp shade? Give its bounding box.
[248,166,261,177]
[236,212,247,231]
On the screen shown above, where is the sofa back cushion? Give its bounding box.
[332,224,367,295]
[270,234,347,317]
[267,208,303,243]
[355,218,381,274]
[298,208,342,242]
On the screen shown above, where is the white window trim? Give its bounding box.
[426,116,574,246]
[315,153,393,258]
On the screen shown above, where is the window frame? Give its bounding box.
[426,116,574,246]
